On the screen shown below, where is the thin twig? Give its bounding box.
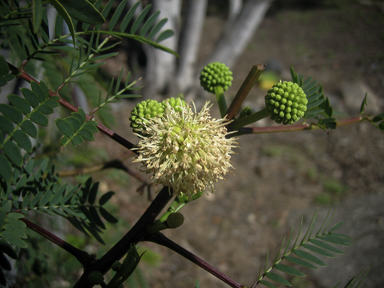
[7,62,137,153]
[21,218,91,266]
[229,115,368,137]
[146,233,245,288]
[226,64,265,121]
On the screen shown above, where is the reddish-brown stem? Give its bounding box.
[146,233,245,288]
[7,62,137,152]
[230,116,367,137]
[21,218,91,266]
[226,64,266,122]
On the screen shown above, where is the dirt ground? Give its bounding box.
[100,2,384,288]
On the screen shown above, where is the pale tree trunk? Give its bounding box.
[176,0,208,93]
[148,0,182,95]
[203,0,273,69]
[228,0,243,22]
[126,0,273,98]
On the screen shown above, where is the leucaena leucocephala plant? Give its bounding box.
[0,1,382,287]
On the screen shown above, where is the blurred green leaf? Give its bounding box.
[59,0,104,24]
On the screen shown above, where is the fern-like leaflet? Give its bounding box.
[290,66,336,129]
[256,211,352,288]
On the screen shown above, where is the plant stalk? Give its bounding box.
[214,85,228,118]
[21,218,91,266]
[228,115,367,137]
[229,108,270,131]
[146,233,244,288]
[226,64,265,121]
[73,186,174,288]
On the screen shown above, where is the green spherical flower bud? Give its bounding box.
[111,261,122,272]
[239,106,253,119]
[88,271,104,285]
[130,99,165,135]
[200,62,233,93]
[166,212,184,228]
[265,81,308,125]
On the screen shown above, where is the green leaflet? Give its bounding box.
[274,264,305,277]
[55,107,99,148]
[293,249,327,266]
[265,272,291,286]
[59,0,104,25]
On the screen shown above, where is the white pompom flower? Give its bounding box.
[133,100,237,199]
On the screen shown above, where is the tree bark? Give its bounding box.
[203,0,273,69]
[176,0,208,93]
[149,0,182,95]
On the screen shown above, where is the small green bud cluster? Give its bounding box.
[130,98,186,135]
[163,97,188,113]
[129,99,164,134]
[265,81,308,125]
[200,62,233,93]
[239,106,253,119]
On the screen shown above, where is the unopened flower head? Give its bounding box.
[133,99,237,199]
